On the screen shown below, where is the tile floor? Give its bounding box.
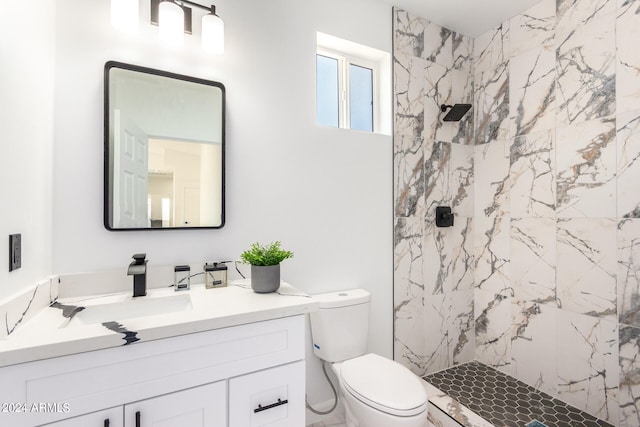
[425,361,614,427]
[308,411,347,427]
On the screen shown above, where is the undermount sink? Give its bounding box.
[65,293,193,327]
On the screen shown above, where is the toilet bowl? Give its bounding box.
[333,354,428,427]
[309,289,428,427]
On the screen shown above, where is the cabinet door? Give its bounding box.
[39,407,123,427]
[124,381,226,427]
[229,361,305,427]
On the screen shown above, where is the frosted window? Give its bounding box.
[316,55,339,128]
[349,64,373,132]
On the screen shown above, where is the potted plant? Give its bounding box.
[240,241,294,293]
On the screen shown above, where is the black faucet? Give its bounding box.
[128,253,148,297]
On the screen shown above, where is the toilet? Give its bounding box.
[309,289,428,427]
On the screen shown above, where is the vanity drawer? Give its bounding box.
[229,361,305,427]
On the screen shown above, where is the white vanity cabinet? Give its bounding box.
[40,407,124,427]
[0,315,306,427]
[40,381,227,427]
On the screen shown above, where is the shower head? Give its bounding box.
[441,104,472,122]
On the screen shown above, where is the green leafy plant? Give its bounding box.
[240,241,294,266]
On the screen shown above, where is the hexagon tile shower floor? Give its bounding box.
[424,361,613,427]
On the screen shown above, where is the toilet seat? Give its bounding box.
[340,353,428,417]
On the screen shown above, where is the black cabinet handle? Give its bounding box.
[254,398,288,413]
[136,411,141,427]
[104,419,110,427]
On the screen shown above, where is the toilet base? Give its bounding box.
[331,361,428,427]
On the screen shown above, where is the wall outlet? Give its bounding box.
[9,234,21,272]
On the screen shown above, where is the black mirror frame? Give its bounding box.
[103,61,226,231]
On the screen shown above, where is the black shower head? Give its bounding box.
[441,104,472,122]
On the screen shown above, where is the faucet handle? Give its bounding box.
[132,253,147,264]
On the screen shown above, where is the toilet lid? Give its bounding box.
[340,353,428,417]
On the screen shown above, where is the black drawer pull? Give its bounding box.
[254,398,288,413]
[135,411,141,427]
[104,419,110,427]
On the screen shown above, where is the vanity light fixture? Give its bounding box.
[154,0,223,53]
[110,0,224,53]
[158,0,185,46]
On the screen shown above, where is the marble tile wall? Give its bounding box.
[394,0,640,425]
[469,0,640,425]
[393,9,475,377]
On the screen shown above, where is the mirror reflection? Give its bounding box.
[105,61,225,230]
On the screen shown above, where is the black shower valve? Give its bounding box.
[435,206,454,228]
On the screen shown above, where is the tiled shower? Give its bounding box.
[392,0,640,425]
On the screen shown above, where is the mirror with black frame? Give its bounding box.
[104,61,225,230]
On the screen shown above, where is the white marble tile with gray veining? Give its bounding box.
[556,0,615,58]
[509,0,555,58]
[557,218,617,320]
[619,324,640,427]
[423,381,494,427]
[425,141,451,215]
[510,131,556,218]
[451,217,474,293]
[394,9,426,59]
[475,65,509,145]
[423,20,452,66]
[474,215,511,296]
[555,50,615,127]
[616,0,640,114]
[424,220,451,296]
[618,219,640,327]
[475,289,512,373]
[509,48,556,137]
[555,0,615,127]
[394,217,427,377]
[475,140,510,218]
[394,134,424,219]
[475,25,510,143]
[450,143,474,217]
[557,310,619,425]
[424,290,474,375]
[556,117,617,218]
[511,301,558,396]
[452,32,473,75]
[617,110,640,218]
[474,143,509,293]
[449,68,474,145]
[474,23,510,76]
[394,52,426,138]
[510,218,557,305]
[425,62,454,143]
[555,1,615,126]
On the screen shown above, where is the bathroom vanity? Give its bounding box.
[0,282,317,426]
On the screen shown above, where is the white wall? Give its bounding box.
[52,0,393,411]
[0,0,55,300]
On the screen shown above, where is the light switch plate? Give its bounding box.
[9,234,21,272]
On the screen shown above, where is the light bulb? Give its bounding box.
[111,0,139,34]
[158,1,184,47]
[202,13,224,54]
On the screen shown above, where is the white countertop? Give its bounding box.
[0,281,318,368]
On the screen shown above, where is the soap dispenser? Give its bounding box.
[205,262,228,289]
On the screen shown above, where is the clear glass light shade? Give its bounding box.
[158,1,184,47]
[202,14,224,54]
[111,0,139,34]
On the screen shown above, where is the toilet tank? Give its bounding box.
[309,289,370,362]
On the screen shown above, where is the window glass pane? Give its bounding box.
[349,64,373,132]
[316,55,339,128]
